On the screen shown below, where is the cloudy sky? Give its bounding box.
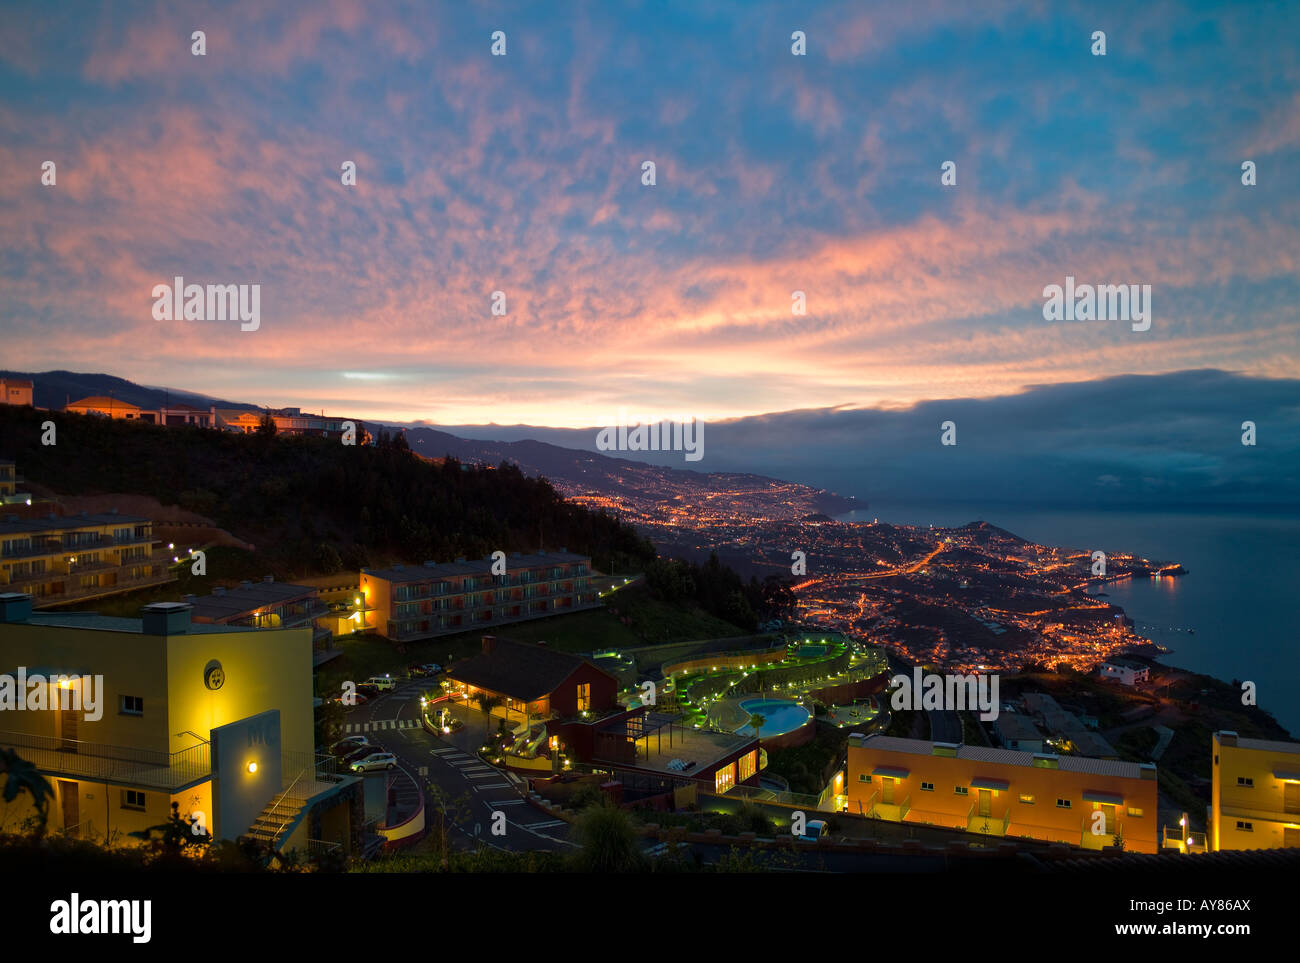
[2,0,1298,427]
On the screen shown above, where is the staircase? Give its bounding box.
[245,776,343,851]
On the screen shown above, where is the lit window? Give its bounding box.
[576,683,591,713]
[1127,807,1144,817]
[738,751,757,782]
[1019,794,1035,804]
[715,763,735,794]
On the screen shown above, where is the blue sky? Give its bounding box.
[1,0,1297,428]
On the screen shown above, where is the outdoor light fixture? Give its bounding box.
[247,762,258,774]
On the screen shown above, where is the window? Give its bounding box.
[1019,794,1035,804]
[920,781,934,792]
[576,682,591,713]
[1236,820,1253,831]
[858,773,870,783]
[1127,807,1144,817]
[715,762,735,794]
[1056,798,1072,809]
[121,790,146,811]
[121,695,143,715]
[954,786,968,796]
[1237,776,1254,788]
[738,750,757,782]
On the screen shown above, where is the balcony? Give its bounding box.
[14,568,177,606]
[967,802,1011,837]
[1080,814,1123,851]
[0,729,211,791]
[1162,825,1208,853]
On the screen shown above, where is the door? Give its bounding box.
[58,707,78,752]
[1285,782,1300,815]
[1284,827,1300,848]
[881,778,895,804]
[978,789,991,817]
[1099,803,1116,833]
[59,781,78,835]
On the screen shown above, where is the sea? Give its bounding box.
[836,504,1300,738]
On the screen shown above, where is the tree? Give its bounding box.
[568,800,646,873]
[0,749,54,835]
[256,412,277,436]
[473,691,503,739]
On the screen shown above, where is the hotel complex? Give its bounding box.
[361,550,599,642]
[846,732,1160,853]
[0,593,359,854]
[1210,730,1300,852]
[0,510,173,606]
[184,577,344,666]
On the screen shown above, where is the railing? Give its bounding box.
[0,730,210,790]
[307,838,342,858]
[1162,825,1207,852]
[1,532,155,561]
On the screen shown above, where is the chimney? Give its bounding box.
[0,592,34,623]
[482,634,497,655]
[141,601,192,635]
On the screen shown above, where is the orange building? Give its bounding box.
[0,377,34,406]
[846,732,1159,853]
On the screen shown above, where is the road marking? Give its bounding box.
[430,747,458,755]
[528,819,566,829]
[475,783,512,791]
[417,766,428,777]
[466,771,505,779]
[488,799,525,807]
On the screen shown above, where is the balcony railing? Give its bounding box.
[1162,825,1208,852]
[0,730,211,791]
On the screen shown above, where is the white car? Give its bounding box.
[350,751,397,773]
[364,675,396,691]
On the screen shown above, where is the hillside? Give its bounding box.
[0,406,654,579]
[0,369,260,415]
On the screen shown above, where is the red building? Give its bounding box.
[446,635,618,720]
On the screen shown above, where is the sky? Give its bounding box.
[2,0,1298,428]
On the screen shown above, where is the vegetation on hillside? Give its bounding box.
[0,407,654,577]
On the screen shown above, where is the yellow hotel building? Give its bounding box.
[0,593,359,855]
[0,509,173,606]
[1210,730,1300,851]
[846,732,1160,853]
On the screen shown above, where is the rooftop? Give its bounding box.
[994,713,1044,740]
[0,511,150,534]
[187,578,319,622]
[448,636,612,702]
[1218,731,1300,756]
[13,610,259,634]
[850,733,1152,779]
[364,550,589,583]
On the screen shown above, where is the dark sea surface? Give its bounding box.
[837,504,1300,738]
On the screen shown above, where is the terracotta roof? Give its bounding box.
[448,637,613,702]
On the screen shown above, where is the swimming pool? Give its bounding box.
[734,697,811,737]
[793,643,828,658]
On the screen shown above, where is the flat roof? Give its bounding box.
[14,611,260,634]
[188,580,318,621]
[364,550,590,583]
[1228,735,1300,756]
[0,512,151,534]
[629,726,754,776]
[850,733,1151,779]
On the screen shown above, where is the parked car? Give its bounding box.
[329,735,369,756]
[333,692,369,709]
[350,752,397,773]
[342,744,384,767]
[364,675,396,692]
[353,683,380,698]
[407,663,443,678]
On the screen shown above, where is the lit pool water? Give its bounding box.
[735,697,810,737]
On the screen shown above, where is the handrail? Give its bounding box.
[270,768,308,843]
[0,729,210,790]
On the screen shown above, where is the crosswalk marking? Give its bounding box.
[475,783,512,791]
[529,819,566,829]
[466,771,505,779]
[489,799,525,807]
[430,747,458,755]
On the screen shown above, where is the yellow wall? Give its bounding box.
[1212,734,1300,851]
[847,742,1160,853]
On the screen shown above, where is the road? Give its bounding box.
[339,680,574,853]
